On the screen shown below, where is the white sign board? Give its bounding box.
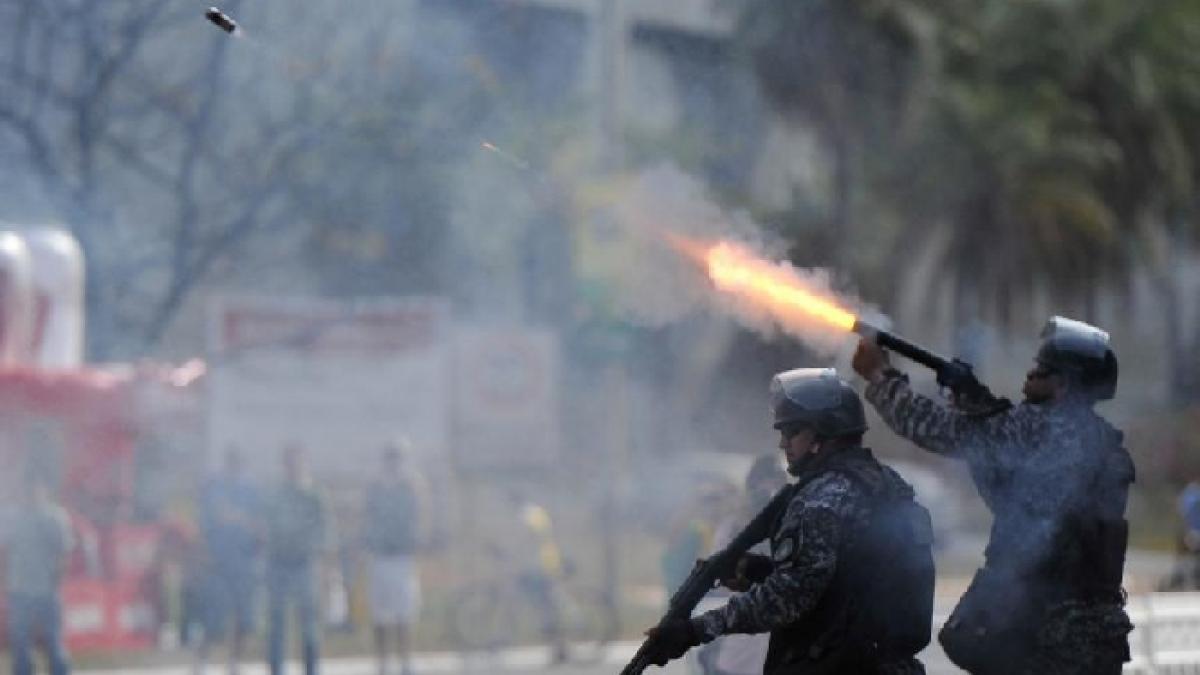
[453,325,560,468]
[206,296,451,483]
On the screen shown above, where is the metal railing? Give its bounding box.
[1126,592,1200,674]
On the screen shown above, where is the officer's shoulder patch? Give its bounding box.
[773,536,796,562]
[795,472,857,513]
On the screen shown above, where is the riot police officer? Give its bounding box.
[646,369,933,674]
[853,316,1134,674]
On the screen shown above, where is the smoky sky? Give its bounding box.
[599,164,886,356]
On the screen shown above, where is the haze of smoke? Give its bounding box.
[602,164,886,357]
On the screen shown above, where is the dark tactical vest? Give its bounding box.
[980,418,1132,602]
[1040,440,1132,604]
[765,448,935,674]
[939,414,1134,674]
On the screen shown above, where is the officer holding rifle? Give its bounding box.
[642,368,934,675]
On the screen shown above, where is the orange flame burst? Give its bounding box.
[699,240,858,332]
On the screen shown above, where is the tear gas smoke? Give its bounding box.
[599,165,884,356]
[204,9,523,174]
[690,238,862,354]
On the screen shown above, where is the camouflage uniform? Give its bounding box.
[693,447,925,675]
[865,370,1134,674]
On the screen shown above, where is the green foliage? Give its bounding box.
[736,0,1200,306]
[736,0,1200,399]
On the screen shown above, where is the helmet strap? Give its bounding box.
[817,435,862,453]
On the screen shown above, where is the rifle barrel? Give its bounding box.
[853,320,948,372]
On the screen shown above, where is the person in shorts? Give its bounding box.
[363,440,429,675]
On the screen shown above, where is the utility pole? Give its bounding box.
[599,0,625,170]
[596,0,628,637]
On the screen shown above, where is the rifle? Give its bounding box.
[620,484,796,675]
[853,320,1011,417]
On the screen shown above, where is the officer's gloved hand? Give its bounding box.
[852,338,890,383]
[721,553,773,591]
[645,618,703,666]
[739,553,773,584]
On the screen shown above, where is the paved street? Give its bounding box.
[76,641,962,675]
[75,547,1182,675]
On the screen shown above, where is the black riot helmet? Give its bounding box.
[1036,316,1118,401]
[769,368,867,439]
